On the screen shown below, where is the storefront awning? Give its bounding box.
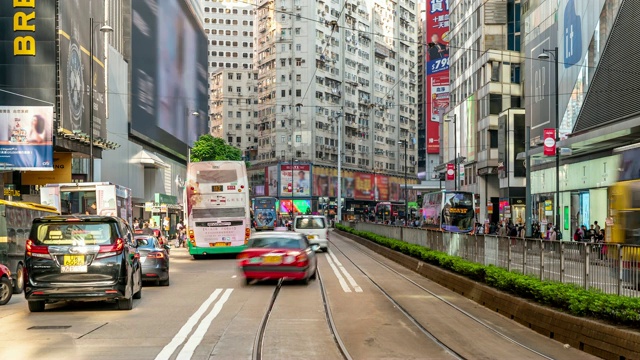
[133,150,170,169]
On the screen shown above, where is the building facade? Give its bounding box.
[523,0,639,240]
[441,0,523,224]
[250,0,421,216]
[210,69,259,158]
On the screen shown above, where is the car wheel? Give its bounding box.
[300,276,310,285]
[0,277,13,305]
[322,247,328,253]
[193,255,203,260]
[159,276,170,287]
[27,300,45,312]
[117,296,133,310]
[310,267,317,280]
[13,264,24,294]
[244,277,252,286]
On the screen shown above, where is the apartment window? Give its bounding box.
[228,137,233,143]
[236,111,241,118]
[246,123,251,129]
[296,135,301,143]
[489,130,498,148]
[228,111,233,118]
[511,64,521,83]
[236,73,242,80]
[490,61,500,82]
[296,74,301,81]
[489,94,502,114]
[296,44,301,51]
[281,90,286,97]
[296,58,302,66]
[295,28,301,35]
[236,136,241,143]
[227,86,233,92]
[236,87,241,93]
[296,89,301,97]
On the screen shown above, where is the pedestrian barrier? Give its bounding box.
[350,222,640,298]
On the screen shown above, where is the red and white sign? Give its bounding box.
[446,163,455,181]
[543,128,556,156]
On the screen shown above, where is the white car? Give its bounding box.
[293,215,329,252]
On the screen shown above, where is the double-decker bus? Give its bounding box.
[0,200,59,294]
[185,161,251,257]
[420,190,475,233]
[253,196,278,231]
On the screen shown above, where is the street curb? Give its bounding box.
[336,230,640,360]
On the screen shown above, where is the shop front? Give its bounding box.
[499,197,526,225]
[143,193,182,237]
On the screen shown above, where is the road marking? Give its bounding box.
[325,252,352,293]
[155,288,223,360]
[328,250,363,292]
[176,288,234,360]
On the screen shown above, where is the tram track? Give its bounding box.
[329,233,557,360]
[251,271,351,360]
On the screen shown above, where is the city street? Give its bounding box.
[0,231,596,360]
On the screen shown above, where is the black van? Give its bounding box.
[24,215,142,312]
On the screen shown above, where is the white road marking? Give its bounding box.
[325,252,352,293]
[231,275,237,278]
[176,288,234,360]
[328,250,363,292]
[154,288,223,360]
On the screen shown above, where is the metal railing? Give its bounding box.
[350,223,640,298]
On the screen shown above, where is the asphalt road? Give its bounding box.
[0,231,598,359]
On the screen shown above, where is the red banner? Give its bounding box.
[425,1,449,154]
[446,163,455,180]
[354,173,374,200]
[376,174,389,201]
[543,128,556,156]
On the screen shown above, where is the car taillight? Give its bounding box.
[96,238,125,259]
[147,252,165,259]
[295,252,308,267]
[245,227,251,244]
[26,239,51,259]
[189,229,196,245]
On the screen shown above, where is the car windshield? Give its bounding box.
[295,217,325,229]
[32,222,114,246]
[248,236,303,249]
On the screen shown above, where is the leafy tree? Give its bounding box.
[190,135,243,162]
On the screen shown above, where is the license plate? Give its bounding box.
[308,235,317,240]
[262,255,282,265]
[209,242,230,247]
[63,255,85,266]
[61,265,88,273]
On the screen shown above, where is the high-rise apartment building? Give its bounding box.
[443,0,523,223]
[250,0,420,215]
[210,69,259,159]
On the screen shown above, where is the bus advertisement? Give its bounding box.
[253,196,277,231]
[421,190,475,233]
[185,161,251,256]
[0,201,59,294]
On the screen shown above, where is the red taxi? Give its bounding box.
[237,232,319,285]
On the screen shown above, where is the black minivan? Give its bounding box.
[24,215,142,312]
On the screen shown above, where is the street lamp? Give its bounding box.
[538,47,560,232]
[335,111,343,224]
[403,139,408,224]
[89,17,113,182]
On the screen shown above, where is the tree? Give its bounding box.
[190,135,243,162]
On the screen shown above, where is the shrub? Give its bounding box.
[336,224,640,327]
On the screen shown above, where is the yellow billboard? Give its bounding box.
[22,152,72,186]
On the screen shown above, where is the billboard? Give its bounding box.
[425,1,449,154]
[0,1,56,106]
[0,106,53,170]
[280,163,311,197]
[354,173,374,201]
[59,0,107,138]
[131,0,209,157]
[22,152,72,185]
[266,165,278,196]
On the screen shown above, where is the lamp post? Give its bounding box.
[445,114,457,190]
[403,139,408,224]
[336,111,343,224]
[88,17,113,182]
[538,47,560,231]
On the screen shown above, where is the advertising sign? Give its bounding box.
[354,173,374,201]
[376,174,389,201]
[59,0,107,138]
[543,128,556,156]
[22,152,72,185]
[131,0,209,157]
[425,1,449,154]
[0,106,53,170]
[0,1,56,107]
[313,167,330,197]
[280,163,311,197]
[446,163,455,180]
[266,165,278,196]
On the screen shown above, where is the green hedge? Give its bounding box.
[336,224,640,327]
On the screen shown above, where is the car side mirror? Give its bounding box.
[310,244,320,252]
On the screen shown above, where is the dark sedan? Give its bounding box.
[135,236,170,286]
